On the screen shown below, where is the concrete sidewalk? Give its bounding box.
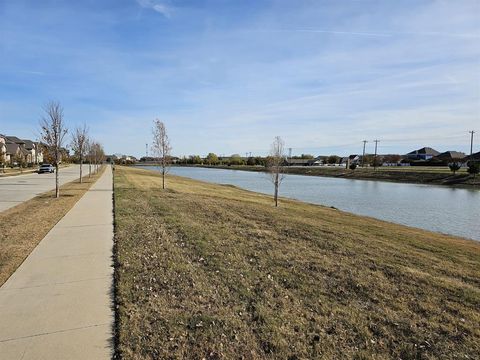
[0,166,114,359]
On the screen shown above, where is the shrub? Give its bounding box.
[448,162,461,174]
[467,162,479,175]
[349,163,357,170]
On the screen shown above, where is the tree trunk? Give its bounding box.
[79,158,83,183]
[55,164,59,198]
[274,173,279,207]
[162,166,165,189]
[89,162,91,177]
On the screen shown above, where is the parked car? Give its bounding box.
[38,164,55,174]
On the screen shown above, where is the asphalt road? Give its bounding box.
[0,165,81,212]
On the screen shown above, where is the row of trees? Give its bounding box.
[70,124,105,183]
[175,153,399,167]
[39,101,105,198]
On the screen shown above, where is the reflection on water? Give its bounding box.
[140,166,480,241]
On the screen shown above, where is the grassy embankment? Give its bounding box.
[114,166,480,359]
[172,164,478,187]
[0,167,104,286]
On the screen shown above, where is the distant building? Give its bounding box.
[285,158,315,166]
[406,147,440,161]
[434,151,466,164]
[0,135,43,165]
[464,151,480,163]
[339,157,349,166]
[0,136,6,164]
[310,156,328,165]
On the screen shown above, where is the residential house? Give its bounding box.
[285,158,313,166]
[5,142,26,164]
[310,156,328,166]
[349,155,360,164]
[434,151,465,165]
[406,147,440,161]
[310,157,325,166]
[0,135,6,165]
[21,139,43,163]
[341,155,361,167]
[464,151,480,164]
[340,157,350,167]
[5,136,26,163]
[4,136,42,165]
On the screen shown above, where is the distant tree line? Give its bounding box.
[142,150,480,180]
[175,153,270,167]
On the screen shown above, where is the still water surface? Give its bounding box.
[140,166,480,241]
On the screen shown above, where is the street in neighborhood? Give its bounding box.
[0,165,80,212]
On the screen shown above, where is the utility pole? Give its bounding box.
[469,130,475,159]
[361,140,368,167]
[288,147,292,159]
[469,130,477,180]
[373,139,380,170]
[145,143,148,158]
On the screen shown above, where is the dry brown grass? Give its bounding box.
[0,167,105,286]
[114,166,480,359]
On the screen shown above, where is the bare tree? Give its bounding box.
[71,124,88,183]
[87,140,103,174]
[267,136,286,207]
[39,101,68,198]
[152,119,172,189]
[92,141,105,172]
[85,138,92,177]
[91,141,98,174]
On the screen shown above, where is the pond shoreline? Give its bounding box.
[135,164,479,189]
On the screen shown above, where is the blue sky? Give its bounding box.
[0,0,479,157]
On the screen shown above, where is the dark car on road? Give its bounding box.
[38,164,55,174]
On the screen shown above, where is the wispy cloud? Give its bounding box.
[18,70,47,76]
[255,29,392,38]
[250,29,480,39]
[136,0,172,18]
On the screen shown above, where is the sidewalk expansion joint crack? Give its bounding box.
[0,276,111,291]
[0,323,111,343]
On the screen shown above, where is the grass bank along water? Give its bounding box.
[144,166,480,241]
[114,166,480,359]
